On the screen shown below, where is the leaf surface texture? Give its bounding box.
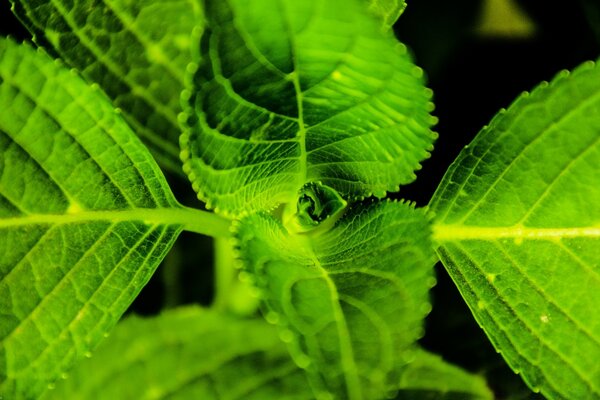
[10,0,203,174]
[236,200,436,399]
[0,38,183,398]
[182,0,436,216]
[430,60,600,398]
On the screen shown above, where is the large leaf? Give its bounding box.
[236,199,436,399]
[10,0,203,174]
[43,307,313,399]
[0,38,202,398]
[430,60,600,398]
[396,350,493,399]
[181,0,436,217]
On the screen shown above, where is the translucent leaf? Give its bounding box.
[181,0,436,217]
[396,350,493,399]
[236,200,436,399]
[367,0,407,30]
[430,60,600,398]
[0,38,188,398]
[43,307,313,399]
[10,0,203,174]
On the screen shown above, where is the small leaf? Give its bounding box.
[236,199,436,399]
[0,38,185,398]
[43,307,313,400]
[396,349,493,399]
[284,181,347,234]
[367,0,407,30]
[430,60,600,398]
[10,0,203,174]
[182,0,436,217]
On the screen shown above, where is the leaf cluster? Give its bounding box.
[0,0,598,399]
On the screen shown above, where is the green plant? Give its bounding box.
[0,0,598,399]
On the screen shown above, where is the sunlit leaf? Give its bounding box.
[181,0,436,216]
[10,0,203,174]
[0,38,188,398]
[430,60,600,398]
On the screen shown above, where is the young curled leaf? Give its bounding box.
[236,200,436,399]
[284,182,347,234]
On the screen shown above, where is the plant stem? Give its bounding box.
[212,237,236,311]
[178,206,232,237]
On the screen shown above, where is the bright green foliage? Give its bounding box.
[367,0,407,30]
[430,61,600,398]
[396,350,493,399]
[181,0,436,217]
[236,200,436,400]
[0,38,186,398]
[10,0,203,174]
[43,307,313,399]
[4,0,598,398]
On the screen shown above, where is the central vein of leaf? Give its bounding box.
[300,236,362,400]
[292,70,308,189]
[433,224,600,242]
[0,207,231,237]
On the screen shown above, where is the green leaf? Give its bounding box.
[236,199,436,399]
[43,307,313,399]
[396,350,493,399]
[181,0,436,217]
[367,0,407,30]
[285,181,348,234]
[430,60,600,398]
[10,0,203,174]
[0,38,195,398]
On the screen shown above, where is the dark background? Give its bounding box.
[2,1,599,398]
